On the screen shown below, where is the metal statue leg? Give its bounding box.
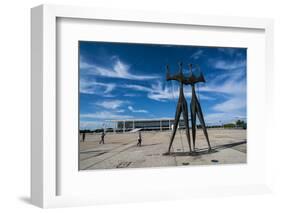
[190,96,197,151]
[194,95,212,150]
[168,98,182,153]
[181,98,192,153]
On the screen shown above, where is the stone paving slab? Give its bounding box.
[79,129,247,170]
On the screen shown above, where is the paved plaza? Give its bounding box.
[79,129,246,170]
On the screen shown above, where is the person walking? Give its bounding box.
[99,132,105,144]
[82,132,86,142]
[137,131,142,147]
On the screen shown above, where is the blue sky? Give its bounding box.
[79,41,246,130]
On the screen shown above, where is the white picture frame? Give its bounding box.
[31,4,274,208]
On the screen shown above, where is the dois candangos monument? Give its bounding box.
[165,62,212,155]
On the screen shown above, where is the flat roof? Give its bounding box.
[106,118,185,122]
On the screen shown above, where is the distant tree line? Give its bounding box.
[223,120,247,129]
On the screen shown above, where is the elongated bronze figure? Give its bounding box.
[166,62,192,154]
[165,63,211,154]
[188,64,212,152]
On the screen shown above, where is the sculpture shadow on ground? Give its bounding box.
[164,140,246,156]
[139,143,159,147]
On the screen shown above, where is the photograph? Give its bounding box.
[79,41,247,170]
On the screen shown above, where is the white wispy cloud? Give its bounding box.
[96,100,128,110]
[200,60,246,95]
[200,76,246,96]
[201,76,246,114]
[123,93,140,97]
[148,81,176,101]
[128,106,148,113]
[123,81,175,101]
[81,57,159,80]
[190,49,204,60]
[211,59,246,70]
[202,59,247,119]
[212,96,246,113]
[123,81,212,102]
[123,84,152,93]
[80,78,116,95]
[80,111,133,120]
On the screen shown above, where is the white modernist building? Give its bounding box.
[108,118,186,133]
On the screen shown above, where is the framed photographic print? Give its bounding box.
[78,41,247,171]
[31,4,274,208]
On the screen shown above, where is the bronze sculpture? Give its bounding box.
[166,62,192,153]
[165,63,211,154]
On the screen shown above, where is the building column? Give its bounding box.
[123,120,125,133]
[133,120,135,129]
[169,120,171,130]
[160,120,162,131]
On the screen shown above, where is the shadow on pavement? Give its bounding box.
[164,140,246,156]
